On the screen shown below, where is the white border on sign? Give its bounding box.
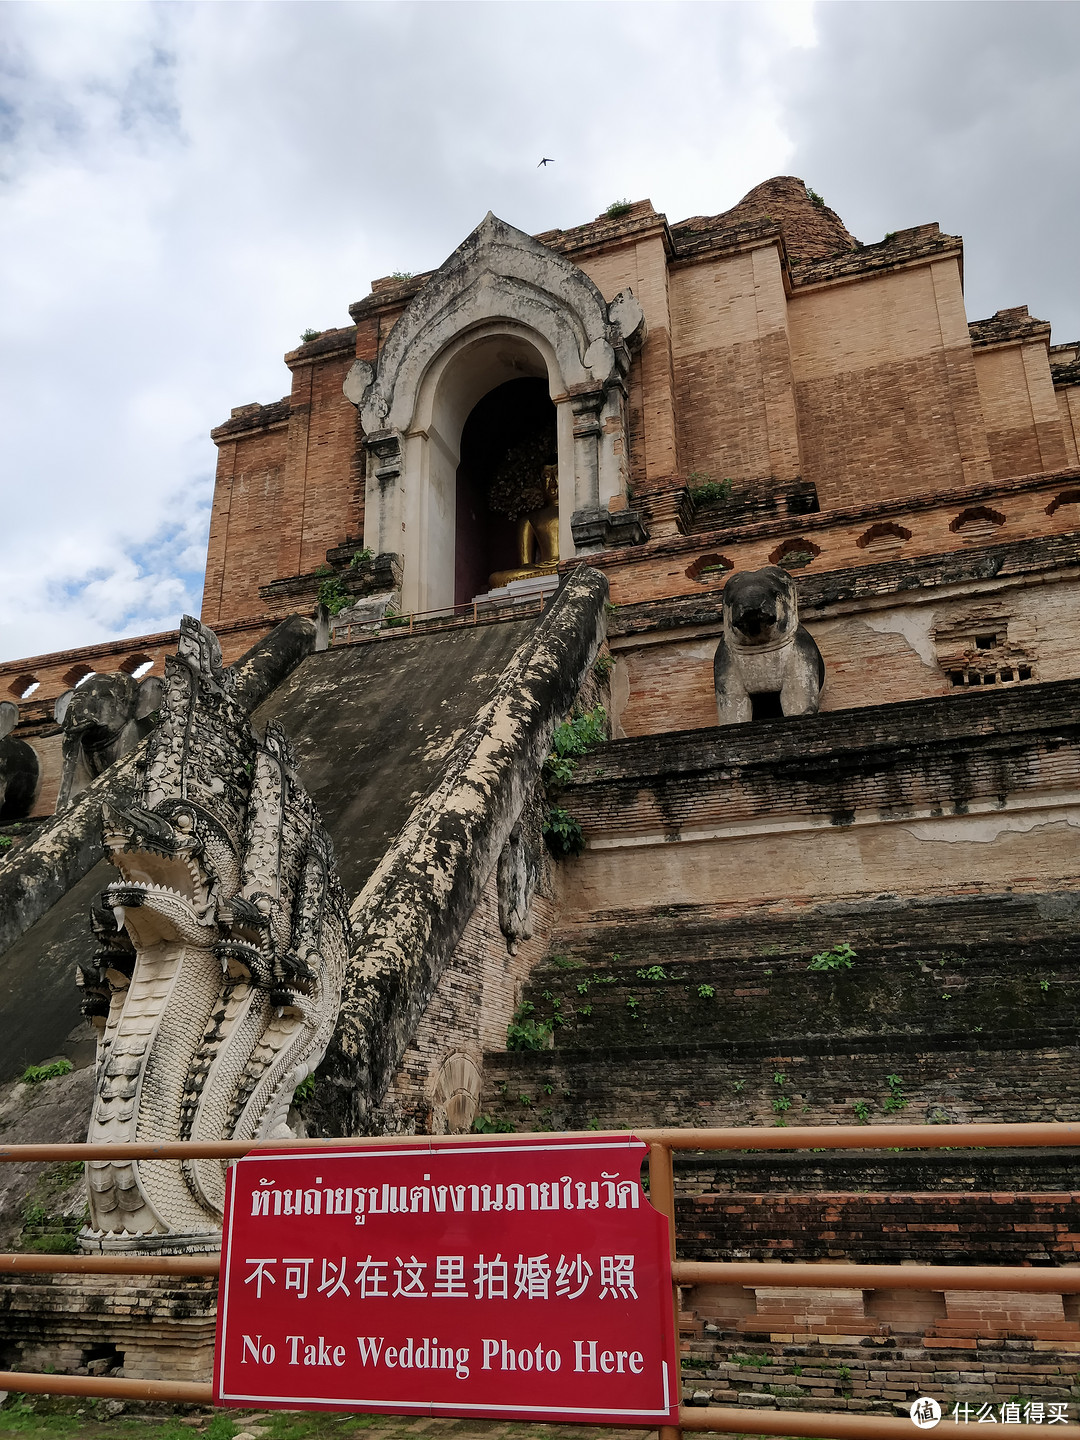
[219,1359,670,1418]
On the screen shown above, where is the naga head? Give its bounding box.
[101,801,224,948]
[81,617,349,1254]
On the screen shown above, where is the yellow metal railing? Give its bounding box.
[2,1123,1079,1437]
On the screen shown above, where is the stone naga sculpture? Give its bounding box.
[0,701,40,821]
[54,671,164,810]
[714,566,825,725]
[77,617,349,1252]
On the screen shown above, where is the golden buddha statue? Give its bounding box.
[489,463,559,588]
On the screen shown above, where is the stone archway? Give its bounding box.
[343,213,646,615]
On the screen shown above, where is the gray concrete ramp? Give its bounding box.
[253,617,538,896]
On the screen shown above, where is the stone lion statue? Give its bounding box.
[714,566,824,725]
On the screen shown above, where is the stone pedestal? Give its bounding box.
[0,1272,217,1382]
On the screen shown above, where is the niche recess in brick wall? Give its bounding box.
[1046,488,1080,516]
[686,553,735,584]
[950,505,1006,541]
[933,610,1036,689]
[857,521,912,555]
[769,537,821,569]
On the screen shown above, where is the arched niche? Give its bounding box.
[344,213,646,615]
[400,326,572,612]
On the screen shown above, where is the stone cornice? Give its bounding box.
[283,325,358,370]
[969,306,1051,351]
[606,530,1080,642]
[0,614,279,677]
[570,463,1080,574]
[210,398,291,442]
[788,224,963,295]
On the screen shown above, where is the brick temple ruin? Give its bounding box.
[2,175,1080,1414]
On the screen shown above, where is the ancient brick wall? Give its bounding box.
[274,334,363,581]
[684,1191,1080,1267]
[669,244,801,488]
[594,467,1080,609]
[611,571,1080,737]
[787,257,993,507]
[202,332,360,633]
[578,229,680,490]
[552,679,1080,920]
[973,342,1068,480]
[484,1038,1080,1133]
[202,405,289,627]
[379,849,554,1134]
[1057,386,1080,467]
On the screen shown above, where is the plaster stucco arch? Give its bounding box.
[345,212,646,614]
[399,324,578,610]
[360,213,622,436]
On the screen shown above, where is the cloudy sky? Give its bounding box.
[2,0,1077,664]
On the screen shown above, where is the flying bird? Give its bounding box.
[537,157,554,167]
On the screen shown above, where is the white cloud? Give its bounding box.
[782,1,1080,339]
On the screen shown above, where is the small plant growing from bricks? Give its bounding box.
[506,1001,554,1051]
[771,1072,791,1125]
[542,805,585,858]
[637,965,667,982]
[883,1073,908,1112]
[592,651,615,681]
[472,1113,514,1133]
[778,548,815,569]
[697,983,715,999]
[316,569,352,616]
[688,474,734,506]
[605,199,632,218]
[543,706,608,785]
[807,941,856,972]
[300,328,322,343]
[852,1099,871,1123]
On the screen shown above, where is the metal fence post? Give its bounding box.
[650,1140,682,1440]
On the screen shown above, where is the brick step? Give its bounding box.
[545,889,1080,970]
[478,1040,1080,1132]
[677,1327,1080,1411]
[678,1189,1080,1265]
[520,950,1080,1052]
[675,1147,1080,1195]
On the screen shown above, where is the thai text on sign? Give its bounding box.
[214,1133,678,1424]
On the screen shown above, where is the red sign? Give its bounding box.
[214,1133,677,1425]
